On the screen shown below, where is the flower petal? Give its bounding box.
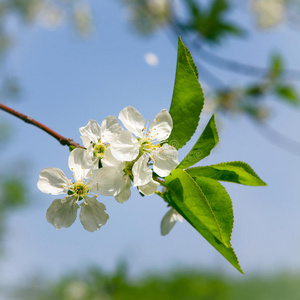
[101,115,123,143]
[89,167,126,196]
[115,175,131,203]
[152,144,179,177]
[115,188,131,203]
[149,109,172,142]
[161,208,182,236]
[138,179,158,196]
[110,131,140,162]
[37,168,70,195]
[79,120,101,144]
[118,106,145,137]
[79,196,109,232]
[46,197,79,229]
[102,147,125,170]
[83,143,99,169]
[132,154,152,187]
[68,148,93,181]
[80,135,93,149]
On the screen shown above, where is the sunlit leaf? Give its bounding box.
[164,169,228,247]
[186,161,267,186]
[168,37,204,150]
[178,114,219,169]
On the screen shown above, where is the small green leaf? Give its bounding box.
[270,53,283,78]
[193,177,233,247]
[186,161,267,186]
[161,189,243,273]
[168,37,204,150]
[69,145,76,152]
[164,169,228,247]
[178,114,219,169]
[275,84,300,106]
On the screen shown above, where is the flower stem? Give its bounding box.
[153,177,165,186]
[0,103,84,149]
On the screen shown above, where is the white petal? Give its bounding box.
[161,208,182,236]
[83,144,99,169]
[138,179,158,196]
[68,148,93,181]
[118,106,145,137]
[152,144,179,177]
[102,147,125,170]
[115,177,131,203]
[80,135,93,149]
[79,196,109,232]
[79,120,101,144]
[149,109,173,142]
[89,167,126,196]
[37,168,70,195]
[132,154,152,187]
[110,131,140,162]
[101,115,123,143]
[46,197,79,229]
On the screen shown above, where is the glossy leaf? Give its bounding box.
[161,187,243,273]
[186,161,267,186]
[164,169,229,247]
[193,177,233,247]
[168,37,204,150]
[178,114,219,169]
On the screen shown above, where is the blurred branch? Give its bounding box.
[250,118,300,157]
[191,40,300,79]
[0,103,83,149]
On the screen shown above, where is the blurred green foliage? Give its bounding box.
[178,0,244,43]
[0,121,29,248]
[0,0,299,121]
[12,263,300,300]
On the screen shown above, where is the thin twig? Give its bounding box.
[0,103,84,149]
[250,118,300,157]
[193,42,300,79]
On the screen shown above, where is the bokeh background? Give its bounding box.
[0,0,300,299]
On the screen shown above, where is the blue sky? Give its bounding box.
[0,0,300,285]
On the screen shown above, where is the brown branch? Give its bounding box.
[0,103,84,149]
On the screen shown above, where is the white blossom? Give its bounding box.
[37,148,124,232]
[102,148,159,202]
[251,0,285,28]
[110,106,179,183]
[161,207,183,236]
[79,117,123,168]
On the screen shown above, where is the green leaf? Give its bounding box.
[164,169,229,247]
[183,42,199,79]
[161,188,243,273]
[186,161,267,186]
[193,177,233,247]
[178,114,219,169]
[275,84,300,106]
[270,53,283,78]
[168,37,204,150]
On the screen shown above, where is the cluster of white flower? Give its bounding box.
[37,106,181,234]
